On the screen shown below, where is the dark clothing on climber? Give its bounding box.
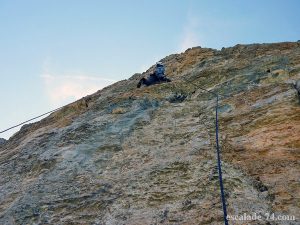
[137,62,171,88]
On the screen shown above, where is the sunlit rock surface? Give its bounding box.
[0,42,299,224]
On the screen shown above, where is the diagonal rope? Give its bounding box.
[1,79,229,224]
[0,106,64,134]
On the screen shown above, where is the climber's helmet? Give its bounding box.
[155,62,165,75]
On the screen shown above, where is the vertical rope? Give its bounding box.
[215,94,229,225]
[180,79,229,224]
[1,80,230,225]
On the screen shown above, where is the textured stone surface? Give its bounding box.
[0,42,299,224]
[0,138,6,145]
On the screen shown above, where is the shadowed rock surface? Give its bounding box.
[0,138,6,145]
[0,42,299,225]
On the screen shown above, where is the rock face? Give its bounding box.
[0,138,6,145]
[0,42,299,225]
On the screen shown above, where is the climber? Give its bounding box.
[154,62,167,80]
[137,62,171,88]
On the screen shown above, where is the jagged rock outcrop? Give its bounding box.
[0,42,299,225]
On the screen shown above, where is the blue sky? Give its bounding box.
[1,0,299,139]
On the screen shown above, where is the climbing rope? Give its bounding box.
[0,106,64,134]
[1,80,229,225]
[169,80,229,225]
[188,82,229,225]
[214,94,229,225]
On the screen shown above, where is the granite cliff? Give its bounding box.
[0,42,299,225]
